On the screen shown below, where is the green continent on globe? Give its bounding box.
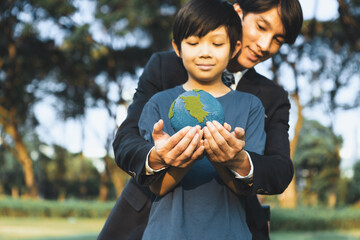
[180,93,209,123]
[169,100,175,119]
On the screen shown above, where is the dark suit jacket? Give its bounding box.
[98,51,293,240]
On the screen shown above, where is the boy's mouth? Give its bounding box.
[196,64,215,71]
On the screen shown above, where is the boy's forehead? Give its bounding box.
[188,26,229,39]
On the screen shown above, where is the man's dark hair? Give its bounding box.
[173,0,242,55]
[235,0,303,44]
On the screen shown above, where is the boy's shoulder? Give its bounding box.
[149,85,184,103]
[231,90,263,107]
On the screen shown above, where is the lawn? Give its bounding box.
[1,217,360,240]
[0,217,105,240]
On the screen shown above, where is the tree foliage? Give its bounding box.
[0,0,80,196]
[1,0,359,203]
[293,119,343,205]
[0,0,184,199]
[272,0,360,113]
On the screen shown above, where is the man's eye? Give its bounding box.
[257,24,266,30]
[187,42,198,46]
[274,37,284,45]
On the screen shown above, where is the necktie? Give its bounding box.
[222,70,235,87]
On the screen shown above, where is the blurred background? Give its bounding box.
[0,0,359,239]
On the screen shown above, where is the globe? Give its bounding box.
[168,89,225,132]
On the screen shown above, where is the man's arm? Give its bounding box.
[235,69,294,196]
[249,93,293,195]
[113,53,164,183]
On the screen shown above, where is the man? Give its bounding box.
[98,0,303,239]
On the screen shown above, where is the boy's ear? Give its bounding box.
[172,40,181,58]
[231,41,242,59]
[233,3,244,20]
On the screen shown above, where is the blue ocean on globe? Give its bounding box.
[168,89,225,132]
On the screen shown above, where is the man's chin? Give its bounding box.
[238,56,259,70]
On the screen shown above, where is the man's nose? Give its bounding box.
[257,35,272,55]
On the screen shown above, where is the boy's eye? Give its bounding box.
[187,42,198,46]
[213,43,224,47]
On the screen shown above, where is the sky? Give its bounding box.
[34,0,360,172]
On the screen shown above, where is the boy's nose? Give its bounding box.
[199,43,212,57]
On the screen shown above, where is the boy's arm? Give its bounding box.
[150,163,195,196]
[204,126,252,195]
[149,126,204,196]
[139,93,204,193]
[210,162,246,195]
[204,99,266,195]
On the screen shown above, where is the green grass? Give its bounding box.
[1,217,360,240]
[26,235,97,240]
[0,217,106,240]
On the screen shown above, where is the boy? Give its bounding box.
[139,0,266,239]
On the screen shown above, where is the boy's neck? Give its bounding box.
[183,77,230,98]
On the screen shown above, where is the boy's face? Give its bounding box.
[173,26,239,83]
[232,5,285,70]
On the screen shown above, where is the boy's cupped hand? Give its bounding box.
[149,119,204,170]
[203,121,250,176]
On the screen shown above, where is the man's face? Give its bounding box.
[233,6,286,70]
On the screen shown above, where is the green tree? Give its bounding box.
[0,0,77,197]
[1,0,184,199]
[275,0,360,208]
[95,0,185,52]
[293,119,343,206]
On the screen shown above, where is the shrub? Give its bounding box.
[271,207,360,231]
[0,197,114,218]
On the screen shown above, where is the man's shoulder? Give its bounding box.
[244,68,288,99]
[151,51,179,63]
[146,51,187,88]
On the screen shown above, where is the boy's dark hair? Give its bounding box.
[173,0,242,55]
[235,0,303,44]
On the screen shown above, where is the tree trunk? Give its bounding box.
[11,186,19,199]
[103,155,129,198]
[99,170,109,202]
[278,93,303,208]
[328,192,337,208]
[0,106,38,198]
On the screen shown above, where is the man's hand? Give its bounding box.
[203,121,250,176]
[148,119,204,170]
